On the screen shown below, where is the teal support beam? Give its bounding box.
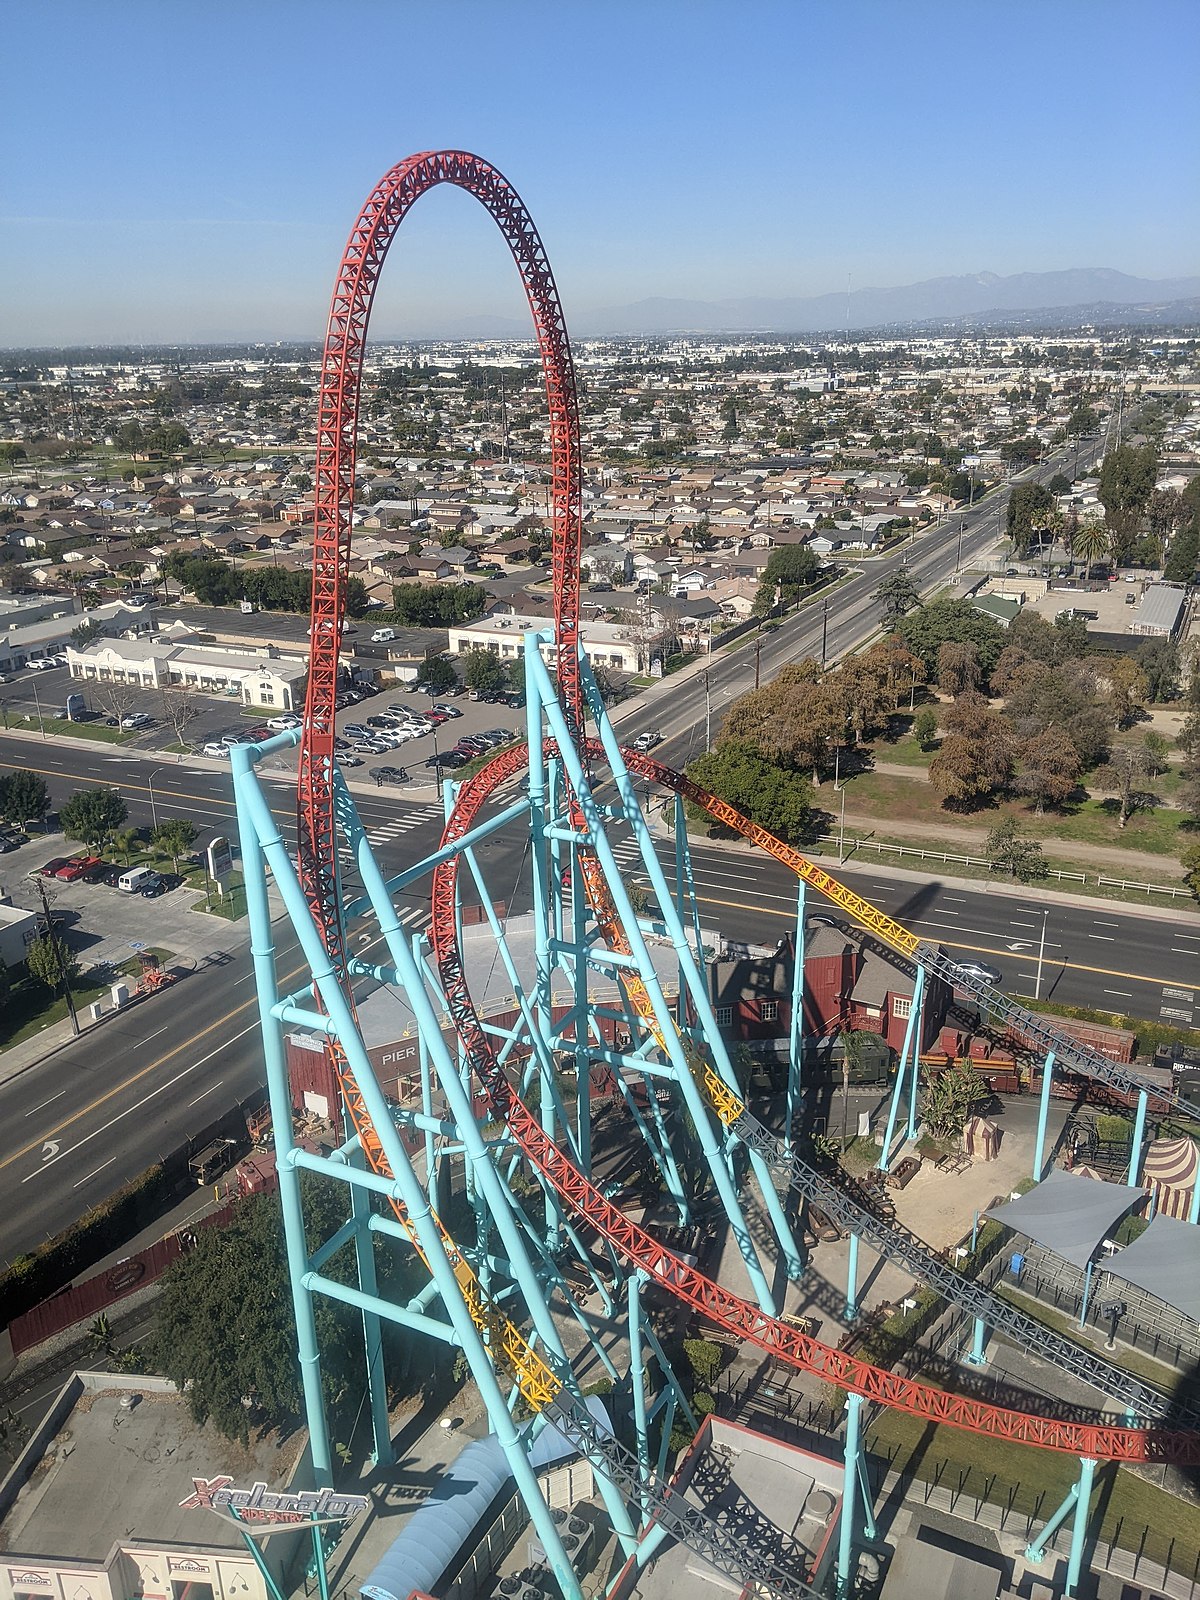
[231,748,334,1489]
[310,1520,331,1600]
[1024,1456,1096,1594]
[1078,1259,1095,1329]
[786,880,805,1159]
[1033,1049,1056,1181]
[629,1273,651,1486]
[905,972,924,1143]
[1128,1090,1148,1187]
[878,968,924,1169]
[1190,1161,1200,1225]
[231,1515,289,1600]
[967,1316,987,1366]
[837,1390,864,1597]
[845,1231,860,1322]
[1065,1457,1097,1596]
[349,1147,393,1468]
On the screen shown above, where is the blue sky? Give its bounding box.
[2,0,1197,345]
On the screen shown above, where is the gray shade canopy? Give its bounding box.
[1102,1214,1200,1323]
[984,1170,1142,1270]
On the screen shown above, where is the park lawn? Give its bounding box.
[870,728,931,769]
[838,768,1188,861]
[865,1387,1200,1569]
[5,714,133,745]
[0,975,111,1049]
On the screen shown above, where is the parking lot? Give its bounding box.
[0,658,528,793]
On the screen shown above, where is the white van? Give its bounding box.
[371,627,396,644]
[118,866,155,894]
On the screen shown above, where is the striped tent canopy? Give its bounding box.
[1142,1136,1199,1220]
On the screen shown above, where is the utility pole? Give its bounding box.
[32,877,80,1036]
[754,634,762,692]
[703,669,711,749]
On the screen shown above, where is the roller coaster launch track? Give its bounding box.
[296,153,1200,1576]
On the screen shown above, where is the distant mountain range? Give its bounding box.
[410,269,1200,340]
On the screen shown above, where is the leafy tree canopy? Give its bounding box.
[59,787,127,852]
[390,582,487,628]
[0,770,50,830]
[899,598,1004,684]
[686,741,813,844]
[872,569,920,628]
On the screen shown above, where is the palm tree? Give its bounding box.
[1073,514,1109,569]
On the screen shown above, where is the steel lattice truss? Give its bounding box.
[294,152,1200,1597]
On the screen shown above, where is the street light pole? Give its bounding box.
[147,766,165,830]
[31,680,46,741]
[1035,909,1049,1000]
[432,728,442,801]
[703,669,711,749]
[821,598,829,667]
[838,787,847,864]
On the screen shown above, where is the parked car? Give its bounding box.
[139,873,168,898]
[371,627,396,644]
[40,857,71,877]
[339,753,364,768]
[369,765,409,785]
[56,855,102,881]
[425,710,450,724]
[267,713,301,731]
[81,859,111,884]
[366,715,394,729]
[100,863,126,887]
[28,657,57,672]
[343,723,373,738]
[201,741,231,758]
[0,834,20,855]
[121,712,153,730]
[431,703,463,718]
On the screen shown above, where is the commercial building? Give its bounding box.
[66,637,308,711]
[447,612,643,673]
[0,1372,311,1600]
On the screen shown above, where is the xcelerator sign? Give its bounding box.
[180,1476,368,1525]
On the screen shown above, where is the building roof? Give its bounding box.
[1129,582,1186,635]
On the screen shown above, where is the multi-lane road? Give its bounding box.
[0,737,1197,1261]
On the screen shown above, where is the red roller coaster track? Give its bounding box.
[298,153,1200,1467]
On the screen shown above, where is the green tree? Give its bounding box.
[1006,482,1054,558]
[1047,473,1072,495]
[1097,745,1157,828]
[1137,637,1180,703]
[70,619,103,649]
[753,544,819,615]
[921,1063,987,1139]
[154,1175,387,1444]
[461,648,507,696]
[984,816,1047,881]
[1183,840,1200,902]
[872,569,921,628]
[151,818,197,869]
[686,742,813,844]
[0,442,27,467]
[899,599,1005,685]
[25,933,80,994]
[415,654,458,693]
[911,706,939,748]
[0,770,50,832]
[59,787,128,852]
[1099,443,1158,562]
[1164,521,1199,584]
[111,827,141,864]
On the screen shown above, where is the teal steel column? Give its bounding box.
[836,1390,864,1597]
[787,880,805,1159]
[310,1520,331,1600]
[878,968,924,1170]
[1033,1049,1056,1180]
[1024,1479,1080,1564]
[1078,1259,1095,1329]
[350,1146,393,1468]
[905,972,924,1142]
[231,1516,288,1600]
[234,754,590,1597]
[967,1316,987,1365]
[628,1272,651,1485]
[845,1231,860,1321]
[1128,1090,1147,1186]
[1065,1457,1097,1596]
[231,742,334,1488]
[1190,1163,1200,1225]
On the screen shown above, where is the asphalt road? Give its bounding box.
[1,736,1196,1261]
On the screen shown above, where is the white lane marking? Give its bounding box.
[1104,989,1133,998]
[1172,948,1200,955]
[27,1089,66,1115]
[1088,934,1115,941]
[1094,919,1119,927]
[944,895,968,903]
[74,1156,117,1189]
[136,1025,170,1048]
[188,1080,224,1107]
[22,1022,259,1183]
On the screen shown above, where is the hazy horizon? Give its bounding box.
[2,0,1197,345]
